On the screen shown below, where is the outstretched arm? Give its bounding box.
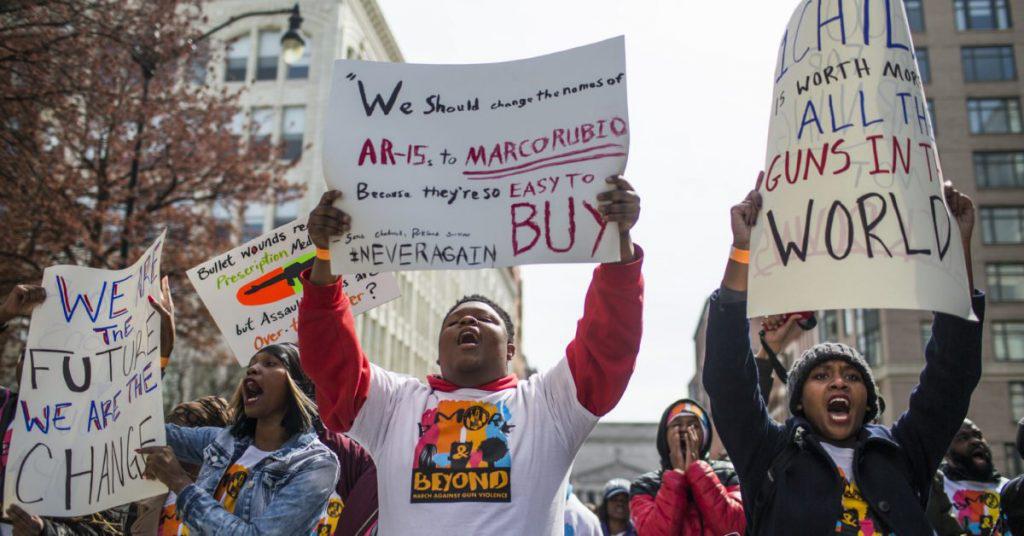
[565,176,644,416]
[702,182,786,478]
[892,184,984,490]
[299,190,372,433]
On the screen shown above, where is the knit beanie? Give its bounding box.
[787,342,880,424]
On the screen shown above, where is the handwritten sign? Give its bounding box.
[4,234,168,516]
[749,0,974,320]
[187,218,400,365]
[322,37,629,272]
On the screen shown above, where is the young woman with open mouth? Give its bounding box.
[138,343,339,535]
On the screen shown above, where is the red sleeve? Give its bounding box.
[685,461,747,535]
[298,269,371,432]
[566,246,644,416]
[630,469,687,535]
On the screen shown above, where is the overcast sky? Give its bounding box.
[376,0,799,422]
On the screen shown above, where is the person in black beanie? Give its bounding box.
[702,181,985,534]
[1000,419,1024,535]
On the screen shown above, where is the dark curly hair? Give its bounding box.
[443,294,515,341]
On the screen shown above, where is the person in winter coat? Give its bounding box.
[1000,418,1024,534]
[298,178,643,535]
[929,419,1010,535]
[703,182,984,534]
[629,399,744,535]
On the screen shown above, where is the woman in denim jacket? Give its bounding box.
[139,343,340,535]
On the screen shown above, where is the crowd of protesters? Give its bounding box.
[0,178,1022,535]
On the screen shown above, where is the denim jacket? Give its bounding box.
[166,424,339,535]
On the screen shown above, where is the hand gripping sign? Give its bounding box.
[749,0,974,320]
[322,37,630,272]
[4,233,168,517]
[187,218,400,366]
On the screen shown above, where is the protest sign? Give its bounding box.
[322,37,629,272]
[4,233,168,516]
[187,218,400,366]
[748,0,974,320]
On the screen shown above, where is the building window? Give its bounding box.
[920,321,933,352]
[994,321,1024,360]
[257,30,281,81]
[286,42,310,80]
[976,152,1024,188]
[917,48,931,83]
[281,106,305,161]
[242,203,266,242]
[251,107,274,158]
[857,309,882,366]
[968,98,1022,134]
[212,201,233,241]
[820,311,840,341]
[225,35,250,82]
[273,199,299,228]
[981,206,1024,244]
[955,0,1012,30]
[962,45,1017,81]
[1011,382,1024,422]
[906,0,926,31]
[987,263,1024,300]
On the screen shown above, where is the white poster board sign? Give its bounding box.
[4,233,168,516]
[187,218,400,366]
[323,37,629,272]
[749,0,973,320]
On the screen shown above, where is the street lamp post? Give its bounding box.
[119,4,305,266]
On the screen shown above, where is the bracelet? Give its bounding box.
[315,248,331,261]
[729,246,750,264]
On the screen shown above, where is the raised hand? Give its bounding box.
[148,276,175,358]
[760,314,803,355]
[944,182,975,245]
[596,175,641,263]
[308,190,350,250]
[0,284,46,326]
[730,173,764,250]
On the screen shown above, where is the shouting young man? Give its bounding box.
[298,177,643,534]
[702,182,984,534]
[929,419,1010,536]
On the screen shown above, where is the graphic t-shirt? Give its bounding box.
[159,492,184,536]
[941,471,1010,536]
[213,446,273,513]
[349,360,599,534]
[821,443,893,535]
[310,491,345,535]
[158,446,272,535]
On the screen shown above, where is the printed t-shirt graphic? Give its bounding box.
[159,492,186,536]
[412,399,513,503]
[821,443,892,536]
[943,476,1010,536]
[159,446,272,535]
[311,492,345,535]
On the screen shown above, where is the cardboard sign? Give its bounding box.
[322,37,629,272]
[187,218,400,365]
[4,234,168,516]
[749,0,974,320]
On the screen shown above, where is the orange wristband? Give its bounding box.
[315,248,331,261]
[729,246,750,264]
